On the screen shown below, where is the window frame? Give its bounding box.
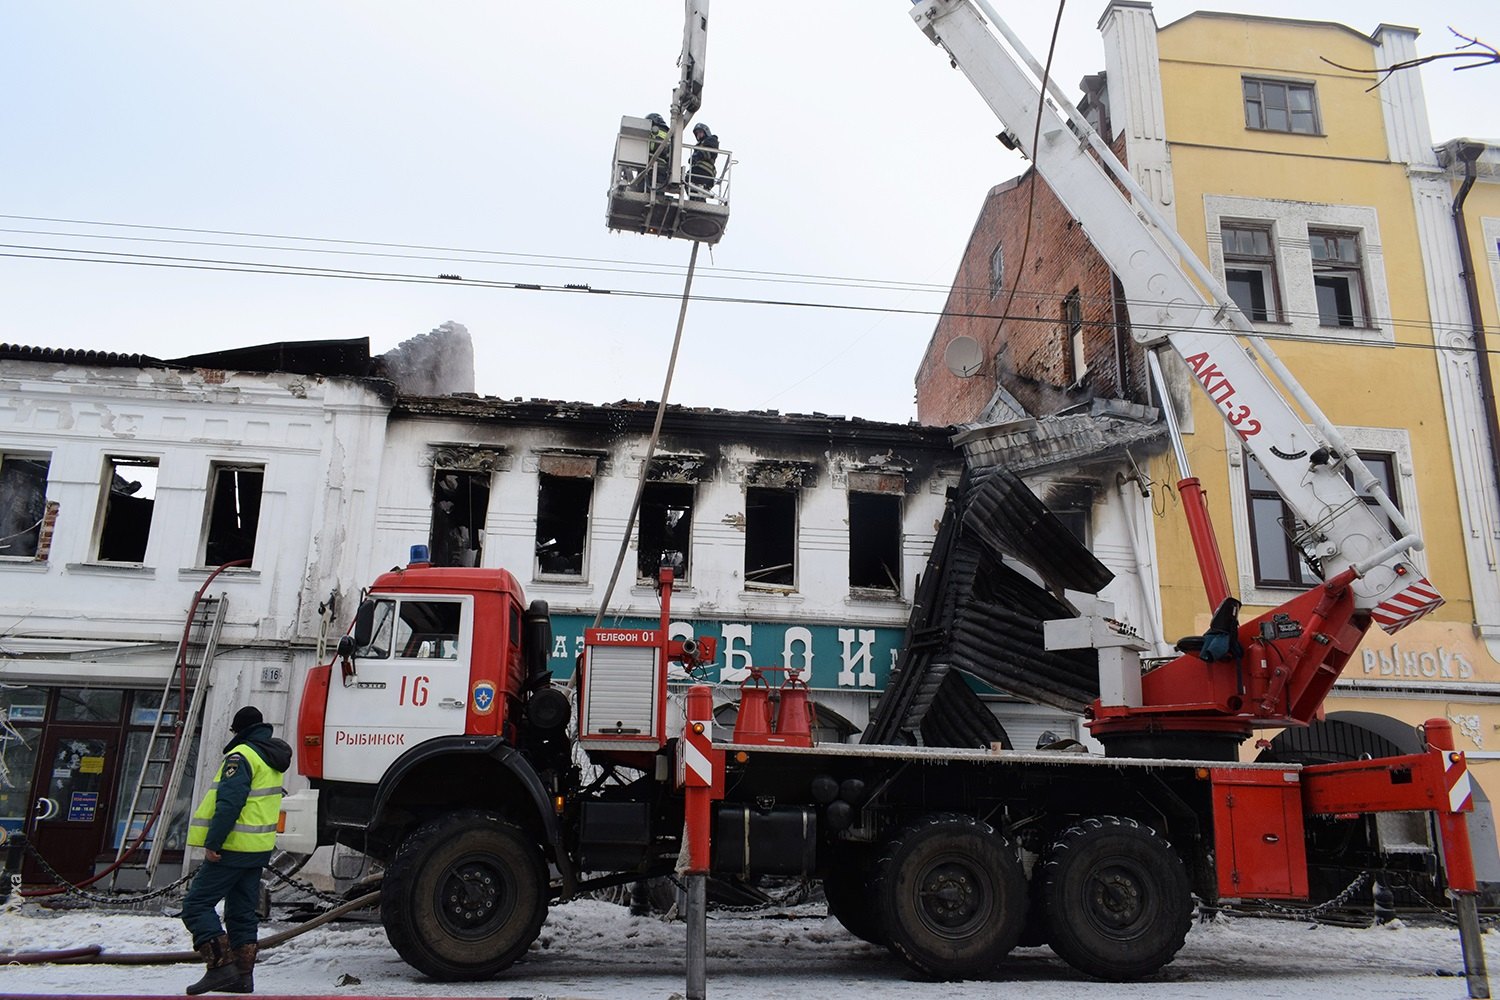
[1063,287,1087,384]
[1243,76,1321,136]
[1309,228,1371,329]
[430,466,492,569]
[847,489,903,595]
[743,485,799,592]
[1221,222,1284,324]
[534,469,595,582]
[0,451,53,560]
[95,455,161,564]
[989,244,1005,297]
[1226,426,1421,605]
[636,480,695,585]
[201,462,265,568]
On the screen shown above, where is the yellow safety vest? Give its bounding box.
[187,744,284,853]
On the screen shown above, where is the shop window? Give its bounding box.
[1310,229,1369,328]
[1243,77,1319,135]
[97,457,159,563]
[430,468,490,568]
[1222,223,1282,323]
[849,491,902,593]
[1246,451,1399,588]
[0,453,52,559]
[745,487,797,589]
[113,690,200,851]
[203,464,263,567]
[638,482,694,583]
[535,472,593,578]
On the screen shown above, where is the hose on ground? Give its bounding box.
[0,890,379,966]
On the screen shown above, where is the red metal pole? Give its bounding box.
[1178,477,1231,611]
[1423,718,1490,999]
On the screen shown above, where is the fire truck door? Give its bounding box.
[321,595,473,781]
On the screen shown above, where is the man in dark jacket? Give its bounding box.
[181,706,292,995]
[688,121,719,200]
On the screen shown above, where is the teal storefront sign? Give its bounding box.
[546,614,905,692]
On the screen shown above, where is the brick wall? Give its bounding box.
[915,139,1146,426]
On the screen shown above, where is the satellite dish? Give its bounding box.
[944,336,984,378]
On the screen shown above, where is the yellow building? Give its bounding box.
[918,4,1500,858]
[1094,6,1500,777]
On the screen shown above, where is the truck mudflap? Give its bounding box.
[371,736,577,898]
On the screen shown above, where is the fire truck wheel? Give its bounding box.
[874,813,1026,978]
[380,810,548,981]
[822,856,887,947]
[1039,815,1192,981]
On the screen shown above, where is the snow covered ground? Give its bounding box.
[2,898,1497,999]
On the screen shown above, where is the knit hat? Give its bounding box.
[231,706,263,733]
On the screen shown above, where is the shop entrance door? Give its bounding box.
[23,726,121,884]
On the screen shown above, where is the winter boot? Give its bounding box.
[228,942,257,993]
[185,934,240,995]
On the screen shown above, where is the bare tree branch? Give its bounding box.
[1320,29,1498,92]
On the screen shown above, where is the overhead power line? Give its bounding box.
[5,245,1495,361]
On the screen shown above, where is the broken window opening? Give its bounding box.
[848,491,902,593]
[97,457,159,563]
[1063,288,1087,384]
[1044,481,1096,547]
[430,468,491,568]
[638,482,694,583]
[1310,229,1369,329]
[535,472,593,578]
[203,464,264,567]
[744,487,797,589]
[0,453,51,559]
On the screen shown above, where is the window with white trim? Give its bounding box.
[1227,425,1418,606]
[97,456,159,563]
[1222,223,1282,323]
[1309,229,1369,329]
[203,464,264,567]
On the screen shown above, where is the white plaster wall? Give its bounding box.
[0,361,390,717]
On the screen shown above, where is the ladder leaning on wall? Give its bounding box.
[111,591,228,887]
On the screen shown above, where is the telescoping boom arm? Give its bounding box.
[909,0,1442,632]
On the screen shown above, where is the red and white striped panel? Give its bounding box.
[681,722,714,788]
[1446,751,1473,814]
[1371,578,1444,634]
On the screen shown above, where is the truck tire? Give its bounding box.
[1039,815,1191,981]
[822,856,886,947]
[874,813,1026,978]
[380,810,547,981]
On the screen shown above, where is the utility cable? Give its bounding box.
[3,248,1495,360]
[592,240,701,630]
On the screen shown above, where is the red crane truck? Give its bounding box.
[276,0,1487,990]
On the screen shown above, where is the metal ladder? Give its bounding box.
[112,593,228,886]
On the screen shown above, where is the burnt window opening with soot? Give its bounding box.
[1044,481,1095,547]
[847,470,906,594]
[0,453,52,559]
[744,486,797,589]
[97,457,159,563]
[203,464,264,567]
[535,457,596,579]
[431,469,491,568]
[638,482,694,583]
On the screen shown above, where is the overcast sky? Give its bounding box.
[3,1,1497,424]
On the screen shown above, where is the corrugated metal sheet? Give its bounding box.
[864,468,1111,748]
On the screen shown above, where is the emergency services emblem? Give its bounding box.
[472,681,496,715]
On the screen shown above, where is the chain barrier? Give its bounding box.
[1380,873,1500,928]
[263,862,365,908]
[1214,871,1371,922]
[19,839,193,906]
